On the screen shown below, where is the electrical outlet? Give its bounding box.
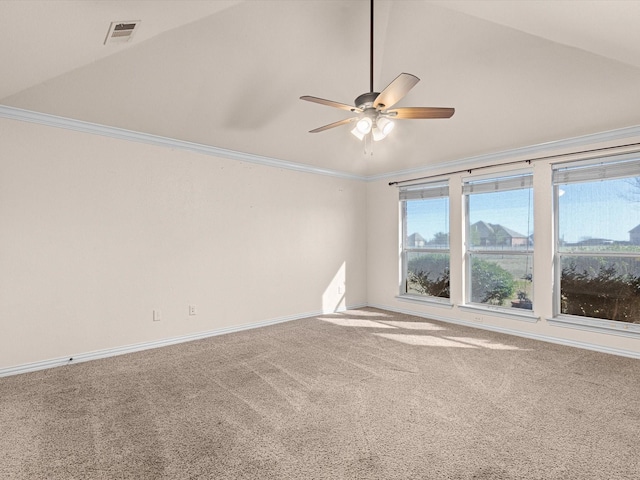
[189,305,197,316]
[473,315,483,323]
[153,309,162,321]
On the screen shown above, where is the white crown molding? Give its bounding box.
[369,124,640,183]
[3,104,640,185]
[0,105,365,182]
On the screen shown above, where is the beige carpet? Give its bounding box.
[1,308,639,479]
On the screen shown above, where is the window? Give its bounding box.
[400,181,450,301]
[553,156,640,324]
[464,172,534,310]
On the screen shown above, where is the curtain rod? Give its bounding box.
[388,141,640,187]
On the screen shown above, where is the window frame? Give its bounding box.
[551,155,640,336]
[399,180,451,304]
[463,170,535,313]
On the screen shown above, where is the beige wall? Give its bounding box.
[367,144,640,356]
[0,118,367,369]
[2,113,639,372]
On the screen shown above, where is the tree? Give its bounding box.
[429,232,449,246]
[408,269,450,298]
[471,259,515,305]
[470,227,481,247]
[623,177,640,203]
[406,254,450,298]
[561,262,640,323]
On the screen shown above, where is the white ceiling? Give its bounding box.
[2,0,640,177]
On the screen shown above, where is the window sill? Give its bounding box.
[459,304,540,323]
[396,294,454,309]
[547,315,640,339]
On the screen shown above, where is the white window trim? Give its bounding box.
[399,180,451,302]
[459,304,540,323]
[464,170,535,312]
[547,314,640,339]
[552,155,640,328]
[396,294,454,308]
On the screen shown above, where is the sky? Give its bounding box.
[406,189,534,244]
[468,189,533,238]
[406,197,449,243]
[406,177,640,244]
[558,177,639,243]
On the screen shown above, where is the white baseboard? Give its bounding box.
[367,302,640,360]
[0,303,365,378]
[3,301,635,377]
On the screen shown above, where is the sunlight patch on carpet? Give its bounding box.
[444,337,524,350]
[341,310,391,318]
[374,333,476,348]
[378,321,446,331]
[319,318,397,328]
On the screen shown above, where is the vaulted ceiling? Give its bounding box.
[2,0,640,177]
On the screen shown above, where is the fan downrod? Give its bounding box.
[299,0,455,136]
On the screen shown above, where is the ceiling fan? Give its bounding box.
[300,0,455,142]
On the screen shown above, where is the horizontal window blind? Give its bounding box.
[463,173,533,195]
[553,157,640,184]
[399,180,448,201]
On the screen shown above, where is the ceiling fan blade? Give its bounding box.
[373,73,420,109]
[300,96,362,112]
[387,107,455,119]
[309,117,357,133]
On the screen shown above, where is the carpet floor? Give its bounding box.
[1,308,639,479]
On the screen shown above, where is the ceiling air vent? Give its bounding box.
[104,20,141,45]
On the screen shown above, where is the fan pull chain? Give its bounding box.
[363,133,374,156]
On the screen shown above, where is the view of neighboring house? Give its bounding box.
[630,224,640,245]
[470,221,529,247]
[407,232,427,247]
[574,238,616,246]
[564,224,640,247]
[408,223,529,248]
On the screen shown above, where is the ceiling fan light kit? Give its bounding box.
[354,117,373,135]
[373,117,395,141]
[301,0,454,145]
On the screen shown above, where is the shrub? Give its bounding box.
[407,255,516,304]
[408,268,450,298]
[561,263,640,324]
[471,258,515,305]
[407,254,450,298]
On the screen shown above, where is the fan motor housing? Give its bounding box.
[355,92,380,109]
